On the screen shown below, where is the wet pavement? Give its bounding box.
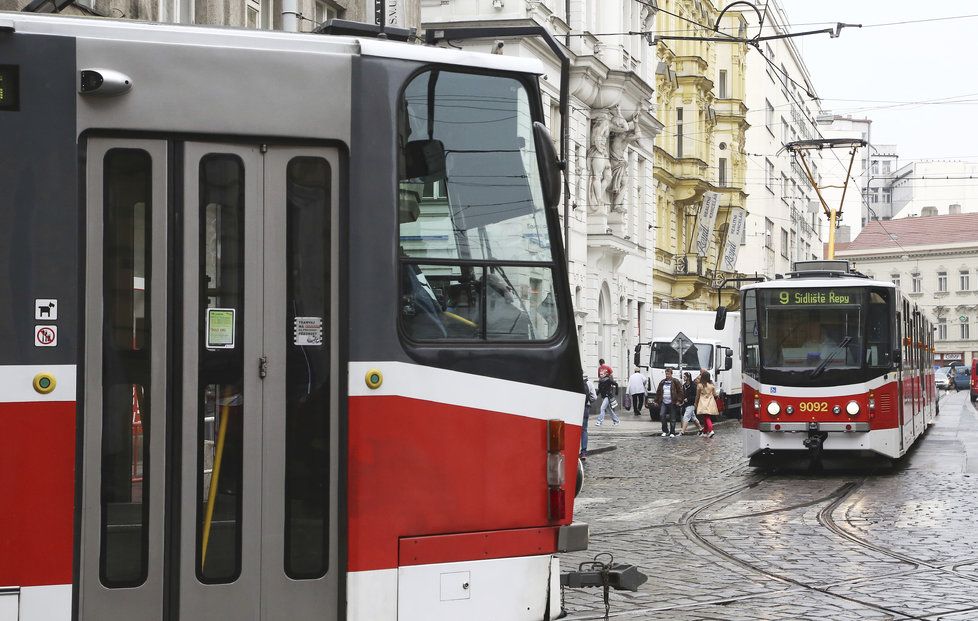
[561,391,978,620]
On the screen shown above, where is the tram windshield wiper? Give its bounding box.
[809,336,852,379]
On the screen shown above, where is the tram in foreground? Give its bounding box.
[0,13,588,621]
[729,260,936,467]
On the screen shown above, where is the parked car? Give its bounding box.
[935,366,955,390]
[952,365,971,391]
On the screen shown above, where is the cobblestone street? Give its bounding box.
[561,392,978,620]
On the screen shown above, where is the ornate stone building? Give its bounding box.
[422,0,664,376]
[653,0,747,310]
[5,0,416,33]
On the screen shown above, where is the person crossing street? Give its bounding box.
[626,367,649,416]
[653,368,683,437]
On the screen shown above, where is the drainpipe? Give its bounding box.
[282,0,299,32]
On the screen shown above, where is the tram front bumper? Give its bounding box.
[758,421,870,432]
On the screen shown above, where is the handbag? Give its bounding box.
[609,396,619,410]
[623,393,632,411]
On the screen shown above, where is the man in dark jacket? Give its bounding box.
[653,368,683,437]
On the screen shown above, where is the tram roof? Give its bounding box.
[4,12,548,76]
[746,277,897,290]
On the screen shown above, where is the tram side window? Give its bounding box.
[866,289,893,367]
[398,69,559,342]
[100,148,152,588]
[197,154,245,584]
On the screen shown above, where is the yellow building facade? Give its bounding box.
[653,0,748,310]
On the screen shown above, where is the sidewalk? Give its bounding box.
[588,408,739,436]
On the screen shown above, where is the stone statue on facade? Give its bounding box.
[587,109,615,214]
[609,106,640,214]
[639,0,658,45]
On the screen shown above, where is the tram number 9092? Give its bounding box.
[798,402,829,413]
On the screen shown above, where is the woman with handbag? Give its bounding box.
[696,370,720,438]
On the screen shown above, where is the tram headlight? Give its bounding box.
[846,400,860,417]
[785,405,795,415]
[766,401,781,416]
[832,405,842,415]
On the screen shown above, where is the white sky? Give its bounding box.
[781,1,978,163]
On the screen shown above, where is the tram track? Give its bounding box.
[679,477,916,619]
[816,478,978,583]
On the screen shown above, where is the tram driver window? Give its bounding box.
[397,69,559,342]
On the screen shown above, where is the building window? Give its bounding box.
[676,107,684,158]
[882,189,891,203]
[246,0,261,28]
[780,228,788,258]
[764,218,774,249]
[718,70,728,98]
[718,158,727,187]
[882,160,891,174]
[780,173,787,201]
[870,188,879,203]
[765,99,774,135]
[962,321,971,340]
[871,160,879,175]
[938,271,947,292]
[961,270,971,291]
[314,0,339,27]
[912,273,921,293]
[938,318,947,340]
[781,116,789,146]
[765,159,775,193]
[891,274,900,288]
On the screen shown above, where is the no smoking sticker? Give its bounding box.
[35,325,58,347]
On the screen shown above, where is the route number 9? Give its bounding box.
[779,292,789,304]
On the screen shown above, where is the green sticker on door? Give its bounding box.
[206,308,236,349]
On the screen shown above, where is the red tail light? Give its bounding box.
[547,419,566,521]
[548,419,565,452]
[548,487,566,521]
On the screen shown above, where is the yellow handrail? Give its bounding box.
[201,386,232,571]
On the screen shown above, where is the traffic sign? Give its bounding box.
[34,325,57,347]
[670,331,694,355]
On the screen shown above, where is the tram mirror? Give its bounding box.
[532,121,562,211]
[402,139,446,182]
[714,306,727,330]
[633,344,642,367]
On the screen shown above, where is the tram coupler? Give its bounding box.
[803,425,828,468]
[561,563,647,592]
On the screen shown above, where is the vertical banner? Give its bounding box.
[694,191,721,257]
[385,0,404,26]
[720,207,747,272]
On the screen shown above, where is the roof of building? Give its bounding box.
[835,212,978,254]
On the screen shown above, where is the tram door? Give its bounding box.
[81,139,339,621]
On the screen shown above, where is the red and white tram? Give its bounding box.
[732,260,936,467]
[0,13,587,621]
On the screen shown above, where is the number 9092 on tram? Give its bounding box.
[733,260,937,468]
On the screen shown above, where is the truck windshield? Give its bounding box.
[649,341,712,369]
[397,69,559,342]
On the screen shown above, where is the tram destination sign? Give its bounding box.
[777,290,854,305]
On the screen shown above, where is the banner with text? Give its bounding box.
[720,207,746,272]
[694,191,721,257]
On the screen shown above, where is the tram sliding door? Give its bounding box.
[81,139,339,621]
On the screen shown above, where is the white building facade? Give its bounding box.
[836,212,978,367]
[735,0,826,278]
[891,160,978,219]
[422,0,664,376]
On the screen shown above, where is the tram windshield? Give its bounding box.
[749,287,894,385]
[397,69,559,342]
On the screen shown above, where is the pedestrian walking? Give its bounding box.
[598,358,613,379]
[580,373,597,458]
[595,370,620,426]
[696,370,720,437]
[677,371,703,436]
[626,367,649,416]
[653,368,683,437]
